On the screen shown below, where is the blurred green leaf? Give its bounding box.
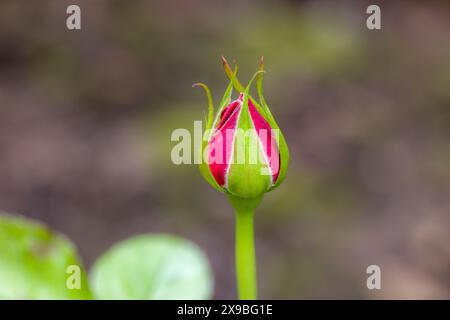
[90,234,213,300]
[0,214,91,299]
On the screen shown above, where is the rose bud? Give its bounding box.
[194,57,289,205]
[194,57,289,300]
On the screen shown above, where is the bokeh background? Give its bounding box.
[1,0,450,299]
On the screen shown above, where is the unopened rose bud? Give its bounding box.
[193,57,290,300]
[195,57,289,203]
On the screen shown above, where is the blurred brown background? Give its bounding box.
[1,0,450,299]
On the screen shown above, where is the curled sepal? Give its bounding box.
[221,56,245,92]
[209,66,237,138]
[221,57,269,121]
[256,58,289,190]
[194,68,237,194]
[192,83,214,129]
[193,83,224,193]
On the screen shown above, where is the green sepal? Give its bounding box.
[226,72,271,199]
[194,83,224,193]
[222,56,269,119]
[210,66,237,134]
[192,83,214,129]
[198,151,224,193]
[256,60,290,190]
[222,57,289,191]
[194,68,237,194]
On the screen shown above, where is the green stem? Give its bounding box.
[228,195,262,300]
[235,208,257,300]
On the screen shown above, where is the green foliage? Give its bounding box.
[0,214,214,300]
[90,234,213,300]
[0,214,91,299]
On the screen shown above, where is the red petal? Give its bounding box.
[215,93,244,130]
[208,98,242,186]
[248,99,280,184]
